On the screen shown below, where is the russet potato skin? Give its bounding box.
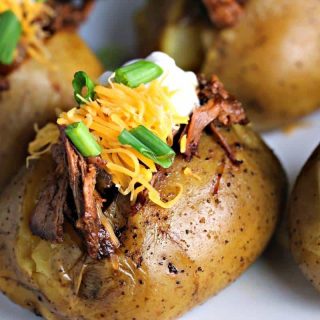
[203,0,320,131]
[0,32,103,192]
[0,126,286,319]
[289,144,320,291]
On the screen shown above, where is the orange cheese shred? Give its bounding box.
[27,123,59,166]
[183,167,201,181]
[180,134,187,153]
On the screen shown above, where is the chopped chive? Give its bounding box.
[130,125,175,159]
[114,60,163,88]
[118,126,175,168]
[0,10,22,65]
[65,122,102,157]
[72,71,95,104]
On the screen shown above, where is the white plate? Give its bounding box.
[1,1,320,319]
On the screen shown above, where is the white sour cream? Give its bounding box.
[99,51,200,117]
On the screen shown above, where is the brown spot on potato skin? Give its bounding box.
[168,263,178,274]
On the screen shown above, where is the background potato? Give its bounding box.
[204,0,320,130]
[137,0,320,131]
[136,0,213,71]
[0,32,103,192]
[0,126,286,319]
[288,143,320,291]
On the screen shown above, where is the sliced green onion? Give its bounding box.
[72,71,95,104]
[65,122,102,157]
[118,126,175,168]
[114,60,163,88]
[130,125,175,159]
[0,10,22,65]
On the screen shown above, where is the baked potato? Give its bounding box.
[288,143,320,291]
[137,0,320,130]
[0,126,286,319]
[0,1,103,191]
[204,0,320,130]
[0,52,286,318]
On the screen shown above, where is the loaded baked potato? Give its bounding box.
[0,0,103,191]
[204,0,320,130]
[137,0,320,130]
[0,52,286,319]
[288,143,320,291]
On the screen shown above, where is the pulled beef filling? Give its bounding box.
[64,136,115,259]
[30,131,116,260]
[30,143,68,243]
[0,78,10,92]
[202,0,246,28]
[185,75,247,160]
[45,0,94,34]
[0,0,93,77]
[30,74,246,259]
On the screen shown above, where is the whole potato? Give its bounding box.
[0,32,103,192]
[0,126,286,319]
[288,143,320,291]
[204,0,320,130]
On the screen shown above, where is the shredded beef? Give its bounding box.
[30,143,68,243]
[0,1,92,76]
[197,75,247,125]
[87,156,113,194]
[0,78,9,92]
[185,75,247,160]
[202,0,246,28]
[185,99,220,157]
[31,130,117,260]
[76,164,114,259]
[210,123,243,165]
[46,0,94,33]
[64,136,115,259]
[64,136,86,215]
[211,158,226,195]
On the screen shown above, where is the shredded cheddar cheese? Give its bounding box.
[58,80,188,207]
[183,167,201,181]
[27,123,60,166]
[30,79,189,208]
[180,134,187,153]
[0,0,53,63]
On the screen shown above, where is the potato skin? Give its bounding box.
[203,0,320,130]
[0,32,103,192]
[288,144,320,291]
[0,126,286,319]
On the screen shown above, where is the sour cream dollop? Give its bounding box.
[99,51,200,117]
